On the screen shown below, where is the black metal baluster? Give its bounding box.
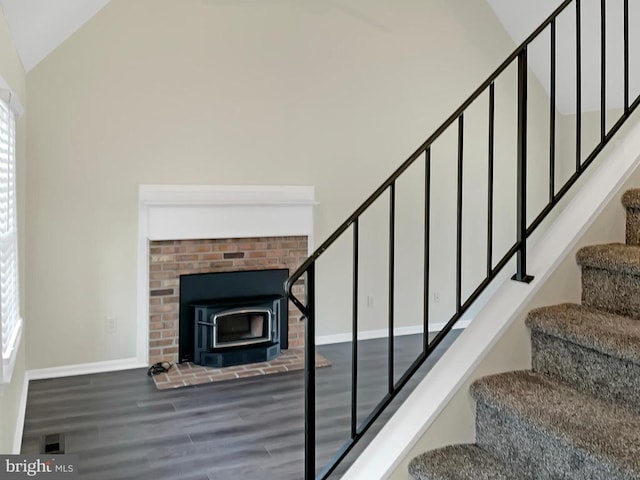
[456,114,464,313]
[601,0,606,141]
[576,0,582,171]
[305,263,316,480]
[625,0,630,114]
[487,84,495,277]
[351,220,359,440]
[285,2,638,478]
[423,148,431,353]
[550,19,556,203]
[388,183,395,393]
[514,48,534,283]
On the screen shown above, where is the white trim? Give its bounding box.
[0,100,21,386]
[137,185,316,366]
[26,357,146,381]
[137,200,150,366]
[140,184,317,208]
[12,372,28,454]
[0,75,24,117]
[315,320,472,346]
[341,115,640,479]
[139,184,316,241]
[1,321,21,385]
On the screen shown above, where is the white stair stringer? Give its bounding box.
[341,120,640,480]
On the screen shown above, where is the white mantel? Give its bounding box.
[136,185,316,364]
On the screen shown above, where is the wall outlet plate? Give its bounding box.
[106,316,117,333]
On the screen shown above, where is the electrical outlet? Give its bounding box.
[433,292,441,304]
[106,316,117,333]
[366,295,374,308]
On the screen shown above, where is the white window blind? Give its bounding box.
[0,99,19,362]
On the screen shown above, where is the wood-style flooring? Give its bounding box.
[21,332,460,480]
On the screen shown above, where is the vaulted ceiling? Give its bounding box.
[0,0,562,74]
[0,0,634,114]
[490,0,640,114]
[0,0,110,72]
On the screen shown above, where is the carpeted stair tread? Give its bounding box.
[408,188,640,479]
[470,370,640,475]
[526,303,640,365]
[408,444,527,480]
[576,243,640,275]
[622,189,640,209]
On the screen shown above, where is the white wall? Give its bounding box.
[490,0,640,114]
[387,127,640,479]
[26,0,558,369]
[0,4,27,453]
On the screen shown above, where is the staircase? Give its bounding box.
[285,0,640,477]
[409,189,640,478]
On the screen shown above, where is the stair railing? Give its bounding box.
[286,0,640,477]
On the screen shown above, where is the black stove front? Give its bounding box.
[179,269,288,367]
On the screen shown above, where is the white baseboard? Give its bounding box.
[26,357,147,381]
[315,319,472,346]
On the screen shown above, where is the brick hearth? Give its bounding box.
[148,236,307,365]
[152,350,331,390]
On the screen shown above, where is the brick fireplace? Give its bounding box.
[138,185,315,368]
[148,236,307,365]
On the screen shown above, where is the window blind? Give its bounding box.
[0,99,19,360]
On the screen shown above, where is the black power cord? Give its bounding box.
[147,361,173,376]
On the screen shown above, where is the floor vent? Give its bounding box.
[40,433,65,454]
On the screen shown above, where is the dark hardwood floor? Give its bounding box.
[21,332,460,480]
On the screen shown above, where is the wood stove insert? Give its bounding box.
[193,294,282,367]
[179,269,289,367]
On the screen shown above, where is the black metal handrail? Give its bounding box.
[286,1,640,478]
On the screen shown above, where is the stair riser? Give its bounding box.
[531,331,640,411]
[581,267,640,318]
[626,208,640,246]
[476,399,634,479]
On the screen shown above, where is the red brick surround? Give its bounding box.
[148,236,307,365]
